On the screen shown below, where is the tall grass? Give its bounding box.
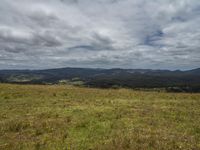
[0,84,200,150]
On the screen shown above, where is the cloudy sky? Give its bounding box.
[0,0,200,70]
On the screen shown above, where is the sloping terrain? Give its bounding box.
[0,84,200,149]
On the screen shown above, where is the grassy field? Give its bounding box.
[0,84,200,150]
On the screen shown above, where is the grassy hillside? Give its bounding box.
[0,84,200,150]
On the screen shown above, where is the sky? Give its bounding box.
[0,0,200,70]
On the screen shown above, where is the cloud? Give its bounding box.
[0,0,200,70]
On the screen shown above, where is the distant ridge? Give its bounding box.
[0,67,200,92]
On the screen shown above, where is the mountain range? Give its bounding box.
[0,67,200,92]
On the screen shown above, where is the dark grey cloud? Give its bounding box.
[0,0,200,70]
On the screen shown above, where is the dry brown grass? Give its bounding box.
[0,84,200,150]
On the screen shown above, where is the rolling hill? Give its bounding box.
[0,68,200,92]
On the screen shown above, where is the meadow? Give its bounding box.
[0,84,200,150]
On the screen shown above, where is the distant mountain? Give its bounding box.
[0,67,200,92]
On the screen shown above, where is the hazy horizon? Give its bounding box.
[0,66,199,71]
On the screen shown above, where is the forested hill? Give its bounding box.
[0,68,200,92]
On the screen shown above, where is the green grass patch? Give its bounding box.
[0,84,200,150]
